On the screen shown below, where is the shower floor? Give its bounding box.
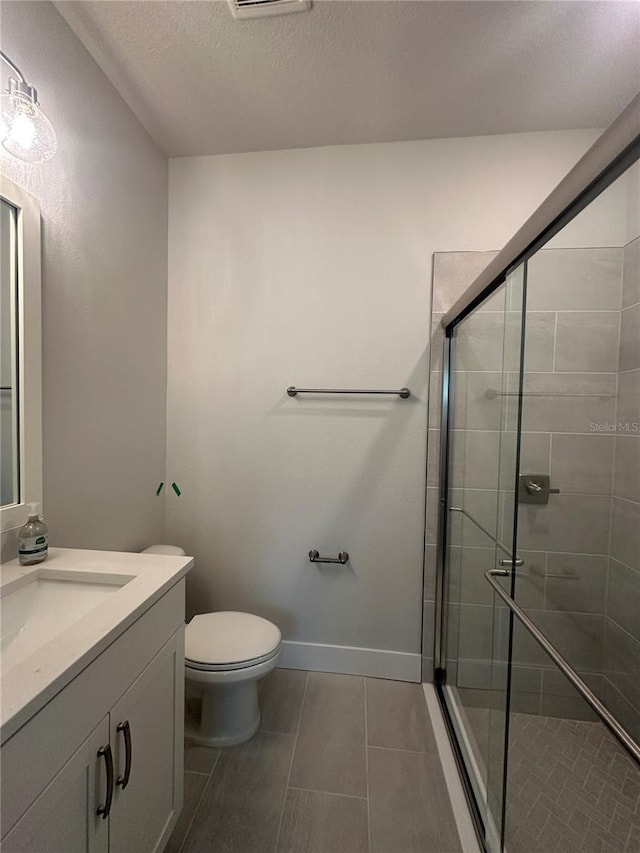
[465,706,640,852]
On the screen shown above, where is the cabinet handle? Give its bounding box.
[116,721,132,790]
[97,745,114,819]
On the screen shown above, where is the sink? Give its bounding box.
[1,573,129,676]
[1,547,193,743]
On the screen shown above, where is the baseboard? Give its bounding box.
[279,640,421,682]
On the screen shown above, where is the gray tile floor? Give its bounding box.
[167,670,462,853]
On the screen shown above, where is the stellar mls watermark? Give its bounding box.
[589,422,639,433]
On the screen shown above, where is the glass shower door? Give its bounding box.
[435,129,640,853]
[437,263,526,851]
[500,161,640,853]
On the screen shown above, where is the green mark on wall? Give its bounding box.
[156,482,164,495]
[171,482,182,497]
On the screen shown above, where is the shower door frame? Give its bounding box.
[434,270,527,852]
[431,109,640,852]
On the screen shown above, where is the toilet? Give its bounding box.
[142,545,282,747]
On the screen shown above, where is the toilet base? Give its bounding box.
[186,678,261,747]
[185,715,260,747]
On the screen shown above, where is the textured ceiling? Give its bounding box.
[54,0,640,157]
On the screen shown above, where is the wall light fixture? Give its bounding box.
[0,50,57,163]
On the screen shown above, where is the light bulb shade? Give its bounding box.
[1,91,57,163]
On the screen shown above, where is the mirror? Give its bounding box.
[1,197,19,507]
[0,175,42,544]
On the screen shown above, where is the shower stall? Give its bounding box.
[433,98,640,852]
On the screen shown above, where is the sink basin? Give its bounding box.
[1,573,129,676]
[0,547,193,744]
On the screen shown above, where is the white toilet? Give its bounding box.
[142,545,282,747]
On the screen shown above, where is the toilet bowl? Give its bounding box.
[185,611,281,746]
[142,545,282,747]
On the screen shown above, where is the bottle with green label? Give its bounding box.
[17,503,49,566]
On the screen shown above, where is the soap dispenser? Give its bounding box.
[17,503,49,566]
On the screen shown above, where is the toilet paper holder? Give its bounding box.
[309,549,349,565]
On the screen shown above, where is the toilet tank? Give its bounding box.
[142,545,186,556]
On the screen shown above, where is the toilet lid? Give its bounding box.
[185,611,282,666]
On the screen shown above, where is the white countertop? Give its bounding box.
[1,547,193,744]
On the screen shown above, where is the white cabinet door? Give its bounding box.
[2,716,110,853]
[109,630,184,853]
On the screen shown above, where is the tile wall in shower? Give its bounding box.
[604,234,640,743]
[509,246,622,719]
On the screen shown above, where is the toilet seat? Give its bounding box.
[185,645,281,672]
[185,611,281,671]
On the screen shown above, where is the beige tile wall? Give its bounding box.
[503,247,622,717]
[604,234,640,743]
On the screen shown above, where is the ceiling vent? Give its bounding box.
[228,0,311,19]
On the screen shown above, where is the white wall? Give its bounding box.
[547,157,638,249]
[167,129,600,679]
[0,1,168,552]
[625,161,640,244]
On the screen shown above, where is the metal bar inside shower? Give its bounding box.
[485,569,640,766]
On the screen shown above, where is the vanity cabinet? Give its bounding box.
[1,717,110,853]
[1,581,186,853]
[109,633,182,853]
